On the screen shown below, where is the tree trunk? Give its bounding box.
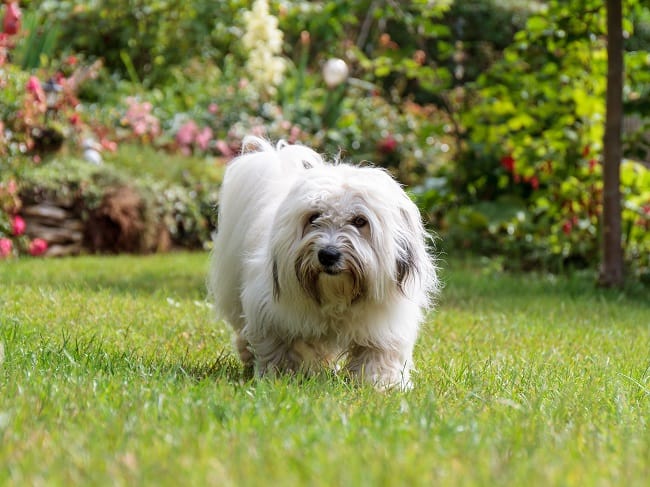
[599,0,624,287]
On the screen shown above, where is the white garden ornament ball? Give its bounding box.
[322,58,349,88]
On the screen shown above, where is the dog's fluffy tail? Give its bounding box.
[241,135,325,170]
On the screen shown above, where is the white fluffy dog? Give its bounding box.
[208,136,439,389]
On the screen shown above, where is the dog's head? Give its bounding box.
[270,163,437,310]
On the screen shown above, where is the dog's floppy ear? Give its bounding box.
[272,258,281,300]
[394,207,422,293]
[395,233,416,293]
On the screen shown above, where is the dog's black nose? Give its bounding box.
[318,246,341,267]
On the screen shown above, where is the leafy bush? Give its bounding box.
[416,0,650,281]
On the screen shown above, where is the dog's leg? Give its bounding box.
[250,334,331,376]
[234,332,255,377]
[250,334,296,376]
[346,344,413,391]
[290,339,336,372]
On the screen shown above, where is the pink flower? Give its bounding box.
[208,103,219,114]
[3,2,21,36]
[26,75,46,104]
[215,140,233,158]
[124,97,160,138]
[0,238,12,258]
[289,125,301,143]
[176,120,198,147]
[100,138,118,152]
[195,126,213,151]
[29,238,48,256]
[26,75,42,93]
[251,125,265,137]
[11,215,25,236]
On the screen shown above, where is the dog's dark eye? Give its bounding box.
[308,213,321,225]
[351,216,368,228]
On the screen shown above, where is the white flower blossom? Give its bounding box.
[242,0,287,96]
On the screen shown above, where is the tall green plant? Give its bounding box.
[11,11,61,69]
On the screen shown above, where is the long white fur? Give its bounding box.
[208,136,439,389]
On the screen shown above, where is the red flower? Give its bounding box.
[529,176,539,190]
[176,120,198,147]
[0,237,12,258]
[582,145,590,157]
[500,155,515,172]
[69,113,81,125]
[29,238,48,256]
[588,159,598,172]
[11,215,25,236]
[562,220,572,235]
[3,2,21,36]
[53,71,64,83]
[378,135,397,154]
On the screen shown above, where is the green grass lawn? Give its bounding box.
[1,253,648,486]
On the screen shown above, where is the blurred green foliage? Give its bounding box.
[422,0,650,279]
[3,0,650,278]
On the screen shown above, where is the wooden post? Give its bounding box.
[599,0,624,287]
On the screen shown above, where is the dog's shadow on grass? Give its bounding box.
[105,343,355,391]
[42,331,381,392]
[167,351,253,385]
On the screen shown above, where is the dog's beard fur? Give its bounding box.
[208,136,439,390]
[291,233,367,308]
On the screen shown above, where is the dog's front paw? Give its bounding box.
[346,345,413,391]
[253,338,333,377]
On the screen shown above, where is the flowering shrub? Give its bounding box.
[0,178,48,258]
[0,2,108,170]
[118,97,161,144]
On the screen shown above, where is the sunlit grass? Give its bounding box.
[1,253,648,486]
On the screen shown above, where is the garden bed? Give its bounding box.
[15,154,220,256]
